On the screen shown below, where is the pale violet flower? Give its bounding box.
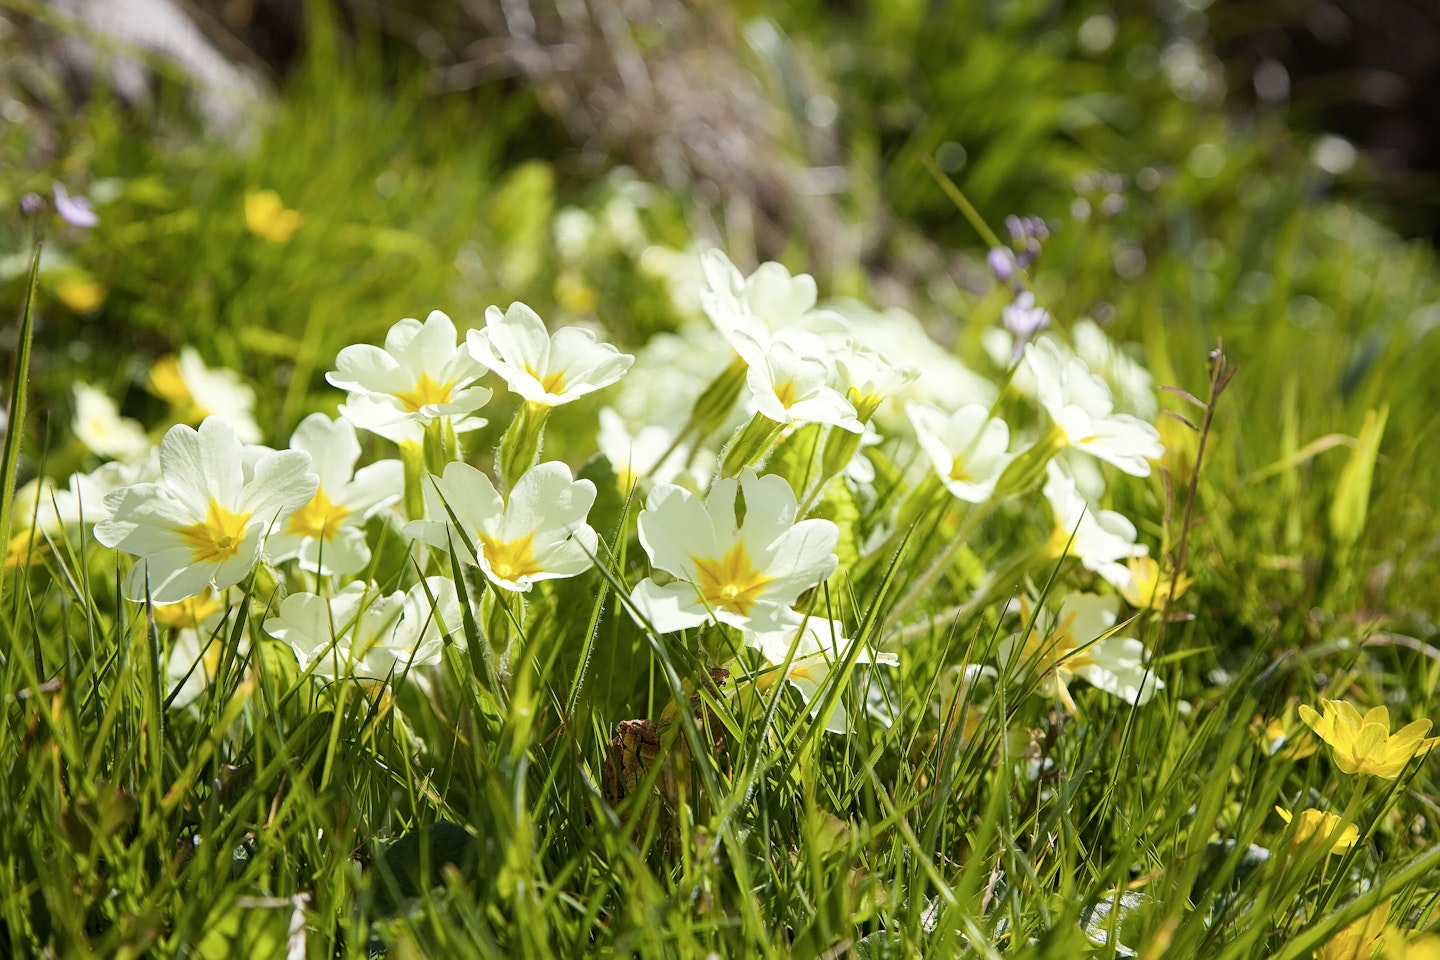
[72,383,150,463]
[998,592,1161,713]
[908,403,1013,503]
[327,310,492,426]
[95,417,318,603]
[1043,462,1147,590]
[265,577,462,681]
[748,616,898,734]
[733,330,862,433]
[149,346,262,444]
[1001,291,1051,354]
[1025,337,1162,477]
[53,183,98,228]
[264,414,403,576]
[466,301,633,406]
[630,469,838,634]
[405,460,598,593]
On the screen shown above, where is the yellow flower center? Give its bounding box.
[773,379,799,410]
[479,532,544,584]
[525,364,567,395]
[393,372,457,413]
[177,499,253,565]
[153,588,225,629]
[949,455,972,483]
[150,356,195,407]
[1017,602,1091,672]
[692,542,774,617]
[285,486,351,540]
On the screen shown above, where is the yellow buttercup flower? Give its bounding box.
[54,278,107,313]
[1273,806,1358,854]
[1119,555,1193,609]
[1250,700,1319,760]
[1319,900,1394,960]
[1299,700,1439,779]
[244,189,305,243]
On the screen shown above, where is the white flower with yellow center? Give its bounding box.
[327,311,492,425]
[405,461,598,592]
[597,407,700,490]
[998,592,1161,713]
[94,417,318,603]
[749,616,898,734]
[72,383,150,463]
[630,469,839,633]
[265,577,461,681]
[1025,337,1163,477]
[263,414,403,575]
[834,341,919,421]
[732,330,862,433]
[699,249,848,352]
[1043,462,1147,590]
[157,589,242,709]
[149,346,262,443]
[466,301,633,406]
[908,402,1013,503]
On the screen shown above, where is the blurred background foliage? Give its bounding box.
[3,0,1439,658]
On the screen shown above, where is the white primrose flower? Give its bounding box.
[265,577,461,681]
[72,383,150,463]
[733,330,863,433]
[748,616,898,734]
[405,460,598,592]
[699,249,848,352]
[337,394,487,449]
[998,592,1161,713]
[153,589,243,709]
[13,453,160,537]
[630,469,839,634]
[830,300,998,415]
[908,402,1013,503]
[327,310,492,426]
[1025,337,1162,477]
[834,340,919,419]
[1071,319,1158,420]
[94,417,318,604]
[1043,462,1147,590]
[263,414,403,576]
[598,407,697,489]
[466,301,633,406]
[149,346,262,443]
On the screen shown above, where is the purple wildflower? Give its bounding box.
[53,183,99,228]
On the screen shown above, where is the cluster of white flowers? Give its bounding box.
[12,243,1174,737]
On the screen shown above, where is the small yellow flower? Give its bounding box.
[1119,555,1193,609]
[244,189,305,243]
[54,278,108,313]
[1397,933,1440,960]
[1319,900,1394,960]
[1299,700,1439,779]
[1274,806,1358,854]
[1250,701,1319,760]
